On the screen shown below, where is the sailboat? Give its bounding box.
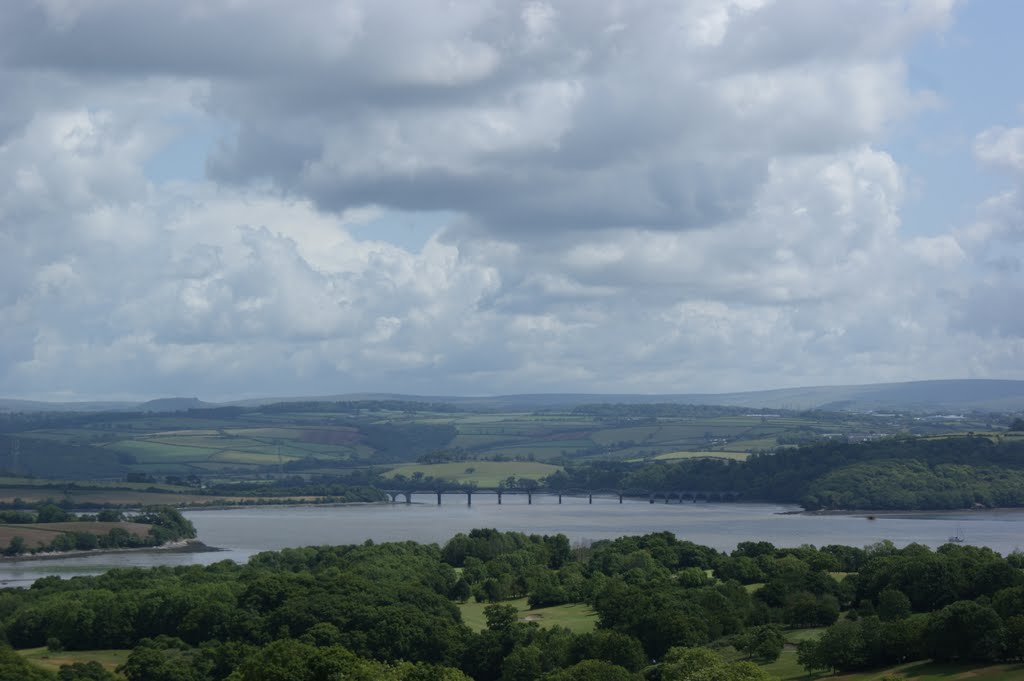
[948,525,965,543]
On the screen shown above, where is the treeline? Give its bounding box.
[547,435,1024,510]
[203,477,387,502]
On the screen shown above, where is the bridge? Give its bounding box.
[379,487,741,505]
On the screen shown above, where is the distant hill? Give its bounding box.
[3,380,1024,414]
[0,398,137,413]
[137,397,214,412]
[222,380,1024,413]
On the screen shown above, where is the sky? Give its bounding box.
[1,0,1023,402]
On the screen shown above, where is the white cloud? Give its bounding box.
[3,0,1024,400]
[975,126,1024,173]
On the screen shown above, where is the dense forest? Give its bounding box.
[1,530,1023,679]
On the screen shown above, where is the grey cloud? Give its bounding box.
[4,0,934,238]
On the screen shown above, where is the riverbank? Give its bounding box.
[175,499,388,512]
[0,538,222,563]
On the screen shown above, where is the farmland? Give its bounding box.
[0,400,1007,501]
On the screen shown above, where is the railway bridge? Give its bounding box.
[379,487,741,505]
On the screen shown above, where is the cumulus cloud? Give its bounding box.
[1,0,1020,400]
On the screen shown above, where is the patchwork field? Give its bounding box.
[2,400,992,481]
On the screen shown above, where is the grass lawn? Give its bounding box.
[19,647,131,673]
[382,461,562,487]
[458,597,597,634]
[783,627,826,643]
[760,652,1024,681]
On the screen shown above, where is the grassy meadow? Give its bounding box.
[457,597,597,634]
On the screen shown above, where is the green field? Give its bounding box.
[382,461,562,487]
[458,598,597,633]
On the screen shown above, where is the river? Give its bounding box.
[2,495,1023,587]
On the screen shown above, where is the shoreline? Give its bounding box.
[0,539,224,563]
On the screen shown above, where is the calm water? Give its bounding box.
[2,495,1023,587]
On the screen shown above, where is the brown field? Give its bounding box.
[0,526,68,550]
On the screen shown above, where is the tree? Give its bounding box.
[58,661,119,680]
[1003,615,1024,661]
[734,624,784,662]
[575,630,646,672]
[119,644,198,681]
[451,578,472,603]
[4,535,26,556]
[501,644,543,681]
[658,647,770,681]
[37,503,71,523]
[796,639,829,676]
[877,588,911,622]
[925,600,1005,662]
[543,659,640,681]
[485,604,520,632]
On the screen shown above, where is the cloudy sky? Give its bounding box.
[1,0,1023,401]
